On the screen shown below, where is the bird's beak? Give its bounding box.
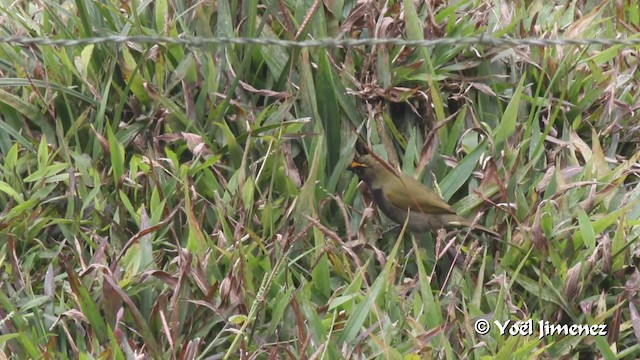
[347,160,366,172]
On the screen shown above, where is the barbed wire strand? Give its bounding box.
[2,35,640,48]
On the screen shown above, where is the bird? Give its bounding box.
[347,154,499,237]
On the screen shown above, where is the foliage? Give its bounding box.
[0,0,639,358]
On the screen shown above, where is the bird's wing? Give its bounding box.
[384,177,456,215]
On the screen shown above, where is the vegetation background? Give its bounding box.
[0,0,639,358]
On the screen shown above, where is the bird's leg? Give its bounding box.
[381,223,402,235]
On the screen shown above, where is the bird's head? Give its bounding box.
[347,154,392,187]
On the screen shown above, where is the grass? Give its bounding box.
[0,0,640,358]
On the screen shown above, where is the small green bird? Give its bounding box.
[347,154,498,237]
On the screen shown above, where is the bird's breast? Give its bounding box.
[370,187,447,231]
